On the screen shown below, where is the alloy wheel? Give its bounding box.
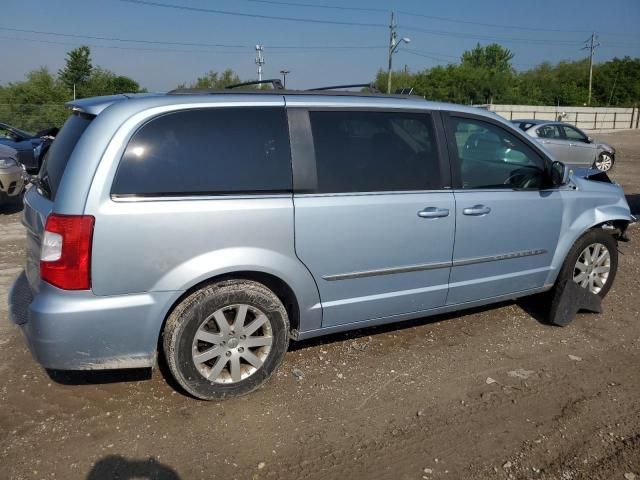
[573,242,611,294]
[595,153,613,172]
[191,304,273,384]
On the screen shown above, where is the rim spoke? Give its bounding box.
[193,346,224,364]
[212,310,231,336]
[581,277,589,288]
[593,276,604,288]
[594,266,610,274]
[233,305,248,330]
[195,329,223,344]
[591,244,601,263]
[244,336,273,348]
[574,272,588,283]
[575,262,587,272]
[243,314,268,336]
[595,251,609,266]
[241,350,264,368]
[207,356,228,381]
[229,355,242,382]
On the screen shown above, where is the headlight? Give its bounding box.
[0,157,18,168]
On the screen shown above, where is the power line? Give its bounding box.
[119,0,386,28]
[401,25,584,46]
[230,0,640,38]
[0,26,385,50]
[246,0,385,13]
[117,0,598,48]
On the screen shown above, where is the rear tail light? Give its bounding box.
[40,214,95,290]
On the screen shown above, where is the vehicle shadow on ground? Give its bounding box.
[626,193,640,215]
[46,368,152,385]
[86,455,180,480]
[290,298,551,352]
[0,198,23,215]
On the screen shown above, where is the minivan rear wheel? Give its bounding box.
[163,280,289,400]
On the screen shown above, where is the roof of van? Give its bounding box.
[66,90,503,122]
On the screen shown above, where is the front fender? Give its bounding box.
[546,190,631,285]
[153,246,323,332]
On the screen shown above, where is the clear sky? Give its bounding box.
[2,0,639,91]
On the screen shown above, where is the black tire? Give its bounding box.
[594,152,615,172]
[556,229,618,300]
[163,280,289,400]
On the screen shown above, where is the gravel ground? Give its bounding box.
[0,131,638,480]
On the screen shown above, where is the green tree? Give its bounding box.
[461,43,514,73]
[82,67,141,97]
[0,68,69,131]
[179,69,241,89]
[58,45,93,93]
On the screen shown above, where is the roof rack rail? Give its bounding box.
[395,87,414,95]
[225,79,284,90]
[306,82,379,93]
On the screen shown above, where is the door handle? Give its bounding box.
[418,207,450,219]
[540,140,550,144]
[463,205,491,216]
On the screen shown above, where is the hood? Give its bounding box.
[0,144,18,160]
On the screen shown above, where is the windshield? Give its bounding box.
[39,112,94,200]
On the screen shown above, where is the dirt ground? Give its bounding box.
[0,131,639,480]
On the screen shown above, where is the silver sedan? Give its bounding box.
[512,120,615,171]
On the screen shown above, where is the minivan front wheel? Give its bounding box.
[163,280,289,400]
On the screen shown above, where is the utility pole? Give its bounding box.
[387,11,396,95]
[279,69,290,88]
[386,11,410,94]
[582,33,600,106]
[255,44,265,84]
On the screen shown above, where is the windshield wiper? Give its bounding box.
[22,169,51,197]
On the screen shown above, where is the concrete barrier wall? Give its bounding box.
[485,104,639,131]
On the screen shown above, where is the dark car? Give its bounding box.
[0,122,43,172]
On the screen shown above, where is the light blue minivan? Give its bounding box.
[9,89,633,400]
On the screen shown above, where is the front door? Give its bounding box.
[291,108,455,327]
[560,125,597,167]
[444,113,563,305]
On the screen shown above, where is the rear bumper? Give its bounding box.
[9,271,176,370]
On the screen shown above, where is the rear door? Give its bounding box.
[290,108,455,327]
[535,124,570,161]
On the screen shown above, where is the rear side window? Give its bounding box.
[308,111,441,193]
[111,107,291,196]
[40,112,94,200]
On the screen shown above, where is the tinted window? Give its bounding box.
[112,108,291,196]
[451,117,546,189]
[309,111,441,193]
[40,112,94,200]
[561,125,587,142]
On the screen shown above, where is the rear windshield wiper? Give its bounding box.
[22,170,51,197]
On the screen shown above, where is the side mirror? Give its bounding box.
[551,160,570,186]
[587,136,593,143]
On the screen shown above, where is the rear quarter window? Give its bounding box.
[111,107,292,196]
[40,112,94,200]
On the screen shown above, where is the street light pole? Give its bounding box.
[280,69,290,88]
[387,11,396,95]
[386,11,410,94]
